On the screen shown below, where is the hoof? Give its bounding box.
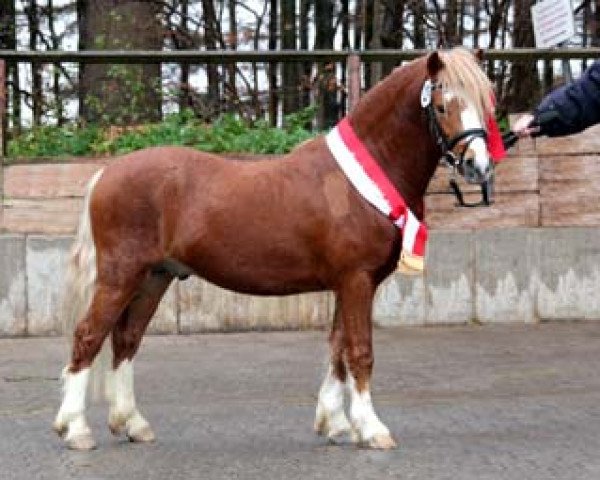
[52,421,67,439]
[66,433,97,451]
[108,418,126,437]
[326,428,356,445]
[325,422,356,444]
[108,412,127,437]
[127,425,156,443]
[365,433,398,450]
[315,416,355,444]
[314,416,328,436]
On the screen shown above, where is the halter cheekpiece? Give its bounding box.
[421,79,494,208]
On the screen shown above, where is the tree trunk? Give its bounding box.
[268,0,278,125]
[594,0,600,47]
[299,0,312,111]
[458,0,466,43]
[340,0,350,116]
[363,0,374,88]
[445,0,458,45]
[78,0,162,125]
[281,0,299,116]
[473,0,480,47]
[354,0,363,49]
[47,0,64,126]
[315,0,337,129]
[26,0,43,126]
[381,0,405,77]
[201,0,221,116]
[543,59,554,95]
[369,0,383,85]
[486,0,510,96]
[505,0,540,112]
[412,1,425,48]
[227,0,237,110]
[0,0,19,131]
[178,0,191,113]
[488,0,509,49]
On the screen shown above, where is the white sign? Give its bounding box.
[531,0,575,48]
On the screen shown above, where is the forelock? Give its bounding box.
[436,48,494,124]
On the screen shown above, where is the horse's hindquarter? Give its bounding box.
[91,144,398,295]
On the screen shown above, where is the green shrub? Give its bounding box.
[8,107,319,160]
[8,125,104,158]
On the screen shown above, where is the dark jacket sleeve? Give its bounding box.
[533,59,600,137]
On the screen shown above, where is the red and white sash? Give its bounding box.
[326,118,428,275]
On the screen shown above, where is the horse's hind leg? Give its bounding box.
[315,296,354,442]
[54,280,140,450]
[106,271,173,443]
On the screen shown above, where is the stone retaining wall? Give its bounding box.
[2,228,599,336]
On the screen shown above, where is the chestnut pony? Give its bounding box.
[54,48,494,451]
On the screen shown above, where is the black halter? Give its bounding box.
[424,82,493,208]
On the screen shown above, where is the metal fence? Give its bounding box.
[1,47,599,157]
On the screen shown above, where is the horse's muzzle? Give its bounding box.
[460,157,492,185]
[452,160,494,208]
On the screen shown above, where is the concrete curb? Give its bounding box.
[1,228,600,336]
[0,234,26,335]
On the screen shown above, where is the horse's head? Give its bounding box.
[347,47,497,209]
[423,49,495,188]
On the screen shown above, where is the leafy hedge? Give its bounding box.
[8,107,318,159]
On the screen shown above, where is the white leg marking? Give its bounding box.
[347,374,396,449]
[107,360,136,430]
[107,360,154,442]
[315,365,352,440]
[54,367,89,431]
[54,367,96,449]
[64,416,93,443]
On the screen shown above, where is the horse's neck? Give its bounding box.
[349,72,439,213]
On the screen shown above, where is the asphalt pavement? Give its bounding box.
[2,323,600,480]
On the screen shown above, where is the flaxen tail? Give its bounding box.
[61,169,108,399]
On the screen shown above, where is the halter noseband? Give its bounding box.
[424,80,493,208]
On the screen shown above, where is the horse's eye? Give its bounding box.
[436,105,446,115]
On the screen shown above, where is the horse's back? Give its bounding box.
[101,145,227,182]
[93,145,257,213]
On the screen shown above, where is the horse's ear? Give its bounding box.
[474,48,484,63]
[427,51,444,78]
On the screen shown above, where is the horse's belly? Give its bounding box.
[184,261,326,296]
[172,239,327,296]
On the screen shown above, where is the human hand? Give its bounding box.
[512,113,540,138]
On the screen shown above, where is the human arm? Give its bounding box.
[513,60,600,138]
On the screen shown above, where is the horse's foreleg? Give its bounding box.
[315,297,354,442]
[54,282,137,450]
[340,272,397,450]
[107,272,173,443]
